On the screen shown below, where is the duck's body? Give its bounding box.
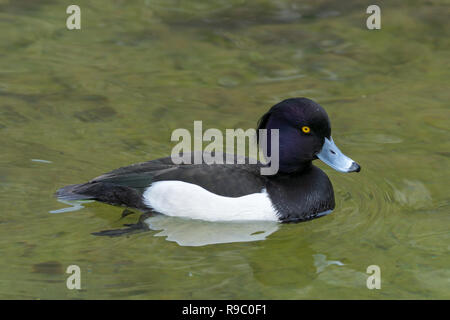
[56,98,359,225]
[57,153,334,222]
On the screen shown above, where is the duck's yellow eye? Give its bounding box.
[301,126,311,134]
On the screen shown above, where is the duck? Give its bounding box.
[56,98,360,227]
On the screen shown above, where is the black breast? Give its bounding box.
[266,165,335,222]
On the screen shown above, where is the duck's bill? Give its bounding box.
[317,137,361,173]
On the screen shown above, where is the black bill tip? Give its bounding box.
[349,162,361,173]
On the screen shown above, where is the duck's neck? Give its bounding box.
[277,160,313,175]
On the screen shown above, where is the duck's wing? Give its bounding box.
[88,157,179,190]
[56,154,268,207]
[92,160,266,196]
[151,162,267,197]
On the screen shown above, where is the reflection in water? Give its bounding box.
[31,159,53,164]
[145,215,279,246]
[313,254,344,273]
[49,199,94,214]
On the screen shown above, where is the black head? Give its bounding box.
[257,98,360,174]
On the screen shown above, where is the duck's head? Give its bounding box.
[257,97,361,174]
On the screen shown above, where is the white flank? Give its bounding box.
[142,181,279,222]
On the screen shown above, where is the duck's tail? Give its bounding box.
[55,182,146,209]
[55,183,96,201]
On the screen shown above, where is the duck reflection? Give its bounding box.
[144,215,279,246]
[51,200,279,246]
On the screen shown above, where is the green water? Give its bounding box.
[0,0,449,299]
